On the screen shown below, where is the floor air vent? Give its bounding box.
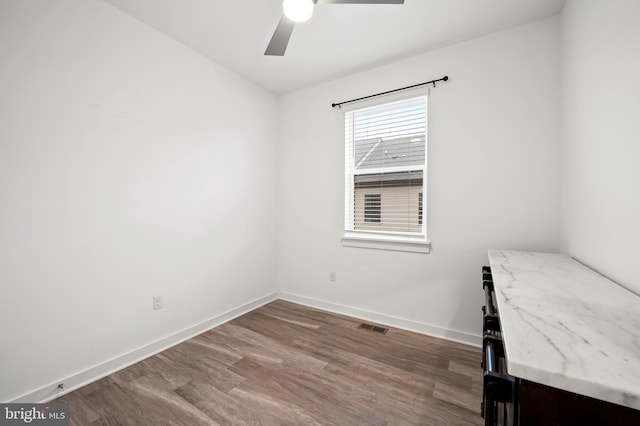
[358,323,388,334]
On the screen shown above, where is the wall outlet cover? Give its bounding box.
[153,296,163,310]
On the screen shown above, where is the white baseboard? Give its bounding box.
[10,290,479,403]
[278,291,482,348]
[10,292,279,404]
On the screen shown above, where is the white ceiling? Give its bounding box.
[102,0,565,94]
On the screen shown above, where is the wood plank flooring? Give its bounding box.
[56,300,483,425]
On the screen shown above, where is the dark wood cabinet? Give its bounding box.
[517,380,640,426]
[481,266,640,426]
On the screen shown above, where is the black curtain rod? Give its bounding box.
[331,75,449,108]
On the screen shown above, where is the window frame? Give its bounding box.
[341,92,431,254]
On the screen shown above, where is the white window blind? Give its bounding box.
[343,94,428,252]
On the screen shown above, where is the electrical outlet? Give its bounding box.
[153,295,163,310]
[330,272,336,282]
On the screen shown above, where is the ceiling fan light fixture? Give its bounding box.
[283,0,314,23]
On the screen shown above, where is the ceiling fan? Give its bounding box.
[265,0,405,56]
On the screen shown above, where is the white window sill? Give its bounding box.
[341,231,431,254]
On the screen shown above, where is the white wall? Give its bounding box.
[0,0,278,402]
[561,0,640,295]
[277,17,562,343]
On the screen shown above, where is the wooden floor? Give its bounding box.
[57,300,483,425]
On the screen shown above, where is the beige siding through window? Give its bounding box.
[354,186,423,232]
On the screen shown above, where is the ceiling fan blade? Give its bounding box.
[264,15,295,56]
[315,0,404,4]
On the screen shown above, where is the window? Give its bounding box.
[343,94,429,253]
[364,194,381,223]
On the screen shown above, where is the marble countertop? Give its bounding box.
[488,250,640,410]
